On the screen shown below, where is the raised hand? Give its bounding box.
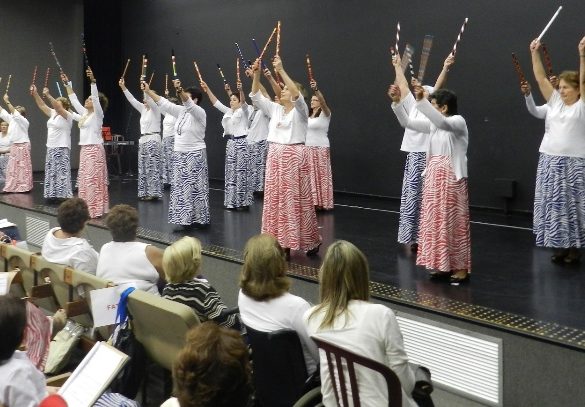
[520,81,531,96]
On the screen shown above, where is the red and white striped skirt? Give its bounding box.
[262,143,321,251]
[3,142,33,193]
[78,144,109,218]
[416,155,471,272]
[306,146,334,209]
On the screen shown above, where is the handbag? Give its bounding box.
[409,363,434,407]
[108,287,146,399]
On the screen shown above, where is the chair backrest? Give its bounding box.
[311,337,402,407]
[126,290,200,371]
[1,243,36,295]
[245,324,309,407]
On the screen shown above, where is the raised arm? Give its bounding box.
[119,78,144,113]
[392,52,410,101]
[87,68,103,119]
[530,39,554,101]
[579,36,585,102]
[30,85,51,117]
[200,81,220,107]
[272,56,299,99]
[434,53,455,90]
[43,87,70,119]
[415,92,465,134]
[310,80,331,116]
[3,94,15,114]
[251,59,261,95]
[522,82,547,119]
[263,68,283,99]
[62,73,85,115]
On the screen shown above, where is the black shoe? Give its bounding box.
[551,249,569,263]
[284,248,291,261]
[564,248,581,265]
[306,243,321,257]
[429,271,452,280]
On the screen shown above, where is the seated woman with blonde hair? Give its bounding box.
[162,236,241,330]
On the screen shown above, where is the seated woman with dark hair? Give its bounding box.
[97,204,165,294]
[41,198,98,275]
[238,233,319,375]
[161,321,252,407]
[162,236,241,330]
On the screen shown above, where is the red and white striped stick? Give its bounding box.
[236,58,241,83]
[395,22,400,54]
[276,21,281,56]
[6,75,12,94]
[193,61,203,84]
[31,66,38,94]
[44,67,51,89]
[452,18,469,56]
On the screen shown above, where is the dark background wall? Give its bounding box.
[83,0,584,212]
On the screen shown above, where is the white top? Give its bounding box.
[46,109,73,149]
[41,227,99,275]
[246,105,270,144]
[69,83,104,145]
[124,90,162,144]
[525,94,550,149]
[0,351,47,407]
[96,241,160,295]
[161,397,180,407]
[0,133,11,153]
[392,93,430,152]
[213,100,249,137]
[162,112,176,139]
[238,290,319,375]
[0,108,30,144]
[250,91,308,144]
[304,301,417,407]
[306,113,331,147]
[157,97,206,152]
[539,91,585,158]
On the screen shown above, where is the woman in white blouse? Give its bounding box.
[202,80,253,209]
[0,121,11,185]
[161,92,179,187]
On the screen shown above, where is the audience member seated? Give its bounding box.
[161,321,252,407]
[97,204,164,295]
[238,233,319,375]
[41,198,99,275]
[162,236,242,330]
[304,240,417,407]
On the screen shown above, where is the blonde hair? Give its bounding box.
[239,234,290,301]
[163,237,202,283]
[309,240,370,330]
[559,70,579,90]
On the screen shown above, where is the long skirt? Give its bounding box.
[262,143,321,251]
[162,135,174,185]
[306,146,334,209]
[534,153,585,248]
[169,149,210,226]
[225,138,253,208]
[78,144,109,218]
[247,140,268,192]
[417,155,471,272]
[0,153,9,184]
[3,142,33,193]
[138,140,163,198]
[398,152,426,244]
[44,147,73,199]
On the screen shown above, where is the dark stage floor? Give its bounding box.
[4,173,585,345]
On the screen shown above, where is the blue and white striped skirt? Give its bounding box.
[247,140,268,192]
[534,153,585,248]
[398,151,426,244]
[138,140,163,198]
[0,153,8,184]
[168,149,210,225]
[225,138,253,208]
[44,147,73,199]
[162,136,174,185]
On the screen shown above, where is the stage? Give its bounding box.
[3,172,585,351]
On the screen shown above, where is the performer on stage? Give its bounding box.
[64,69,109,218]
[249,56,321,258]
[0,121,11,185]
[391,85,470,283]
[529,37,585,264]
[306,79,333,210]
[143,79,210,231]
[119,78,163,200]
[1,93,33,193]
[30,85,73,201]
[201,80,253,209]
[161,92,179,187]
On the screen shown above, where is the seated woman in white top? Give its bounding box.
[238,233,319,375]
[41,198,98,275]
[96,204,164,294]
[304,240,417,407]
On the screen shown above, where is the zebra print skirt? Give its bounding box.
[225,137,253,208]
[416,155,471,272]
[247,140,268,192]
[78,144,109,218]
[162,135,174,185]
[262,143,321,251]
[398,151,426,244]
[0,153,8,184]
[138,139,163,198]
[534,153,585,248]
[44,147,73,199]
[306,146,334,209]
[3,142,33,193]
[169,149,210,226]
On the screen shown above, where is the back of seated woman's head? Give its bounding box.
[239,233,290,301]
[163,236,202,283]
[57,198,90,235]
[0,295,27,361]
[105,204,139,242]
[174,321,252,407]
[311,240,370,329]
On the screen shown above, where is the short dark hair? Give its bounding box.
[0,295,27,361]
[57,198,90,234]
[184,86,204,105]
[105,204,139,242]
[430,89,458,116]
[98,92,109,111]
[174,322,252,407]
